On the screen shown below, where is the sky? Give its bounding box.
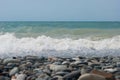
[0,0,120,21]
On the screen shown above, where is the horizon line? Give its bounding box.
[0,20,120,22]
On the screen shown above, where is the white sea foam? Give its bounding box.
[0,33,120,58]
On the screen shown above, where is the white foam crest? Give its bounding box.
[0,33,120,58]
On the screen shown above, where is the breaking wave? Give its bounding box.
[0,33,120,58]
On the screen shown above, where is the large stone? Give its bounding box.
[16,73,27,80]
[91,69,115,80]
[49,64,67,71]
[9,67,19,76]
[78,73,106,80]
[3,58,20,64]
[63,70,81,80]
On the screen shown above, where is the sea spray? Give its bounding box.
[0,33,120,58]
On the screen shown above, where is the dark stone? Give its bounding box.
[63,70,81,80]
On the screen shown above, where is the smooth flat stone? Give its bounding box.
[78,73,106,80]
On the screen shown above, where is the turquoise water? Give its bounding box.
[0,21,120,39]
[0,21,120,57]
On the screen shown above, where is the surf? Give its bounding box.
[0,33,120,58]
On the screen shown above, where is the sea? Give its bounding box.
[0,21,120,58]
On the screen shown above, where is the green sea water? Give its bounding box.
[0,21,120,40]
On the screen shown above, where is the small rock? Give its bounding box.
[0,76,10,80]
[53,62,61,65]
[35,73,50,80]
[33,68,43,73]
[19,64,27,70]
[104,68,117,73]
[55,71,69,76]
[0,64,4,71]
[52,75,63,80]
[115,75,120,80]
[62,61,70,65]
[26,75,36,80]
[102,66,114,70]
[117,62,120,67]
[11,75,16,80]
[48,57,58,62]
[25,56,39,60]
[88,62,100,68]
[81,67,92,75]
[33,62,42,68]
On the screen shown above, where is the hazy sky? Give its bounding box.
[0,0,120,21]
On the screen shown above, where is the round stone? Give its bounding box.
[78,73,106,80]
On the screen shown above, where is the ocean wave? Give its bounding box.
[0,33,120,58]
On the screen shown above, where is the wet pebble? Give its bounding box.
[9,67,19,76]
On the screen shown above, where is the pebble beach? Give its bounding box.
[0,55,120,80]
[0,0,120,79]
